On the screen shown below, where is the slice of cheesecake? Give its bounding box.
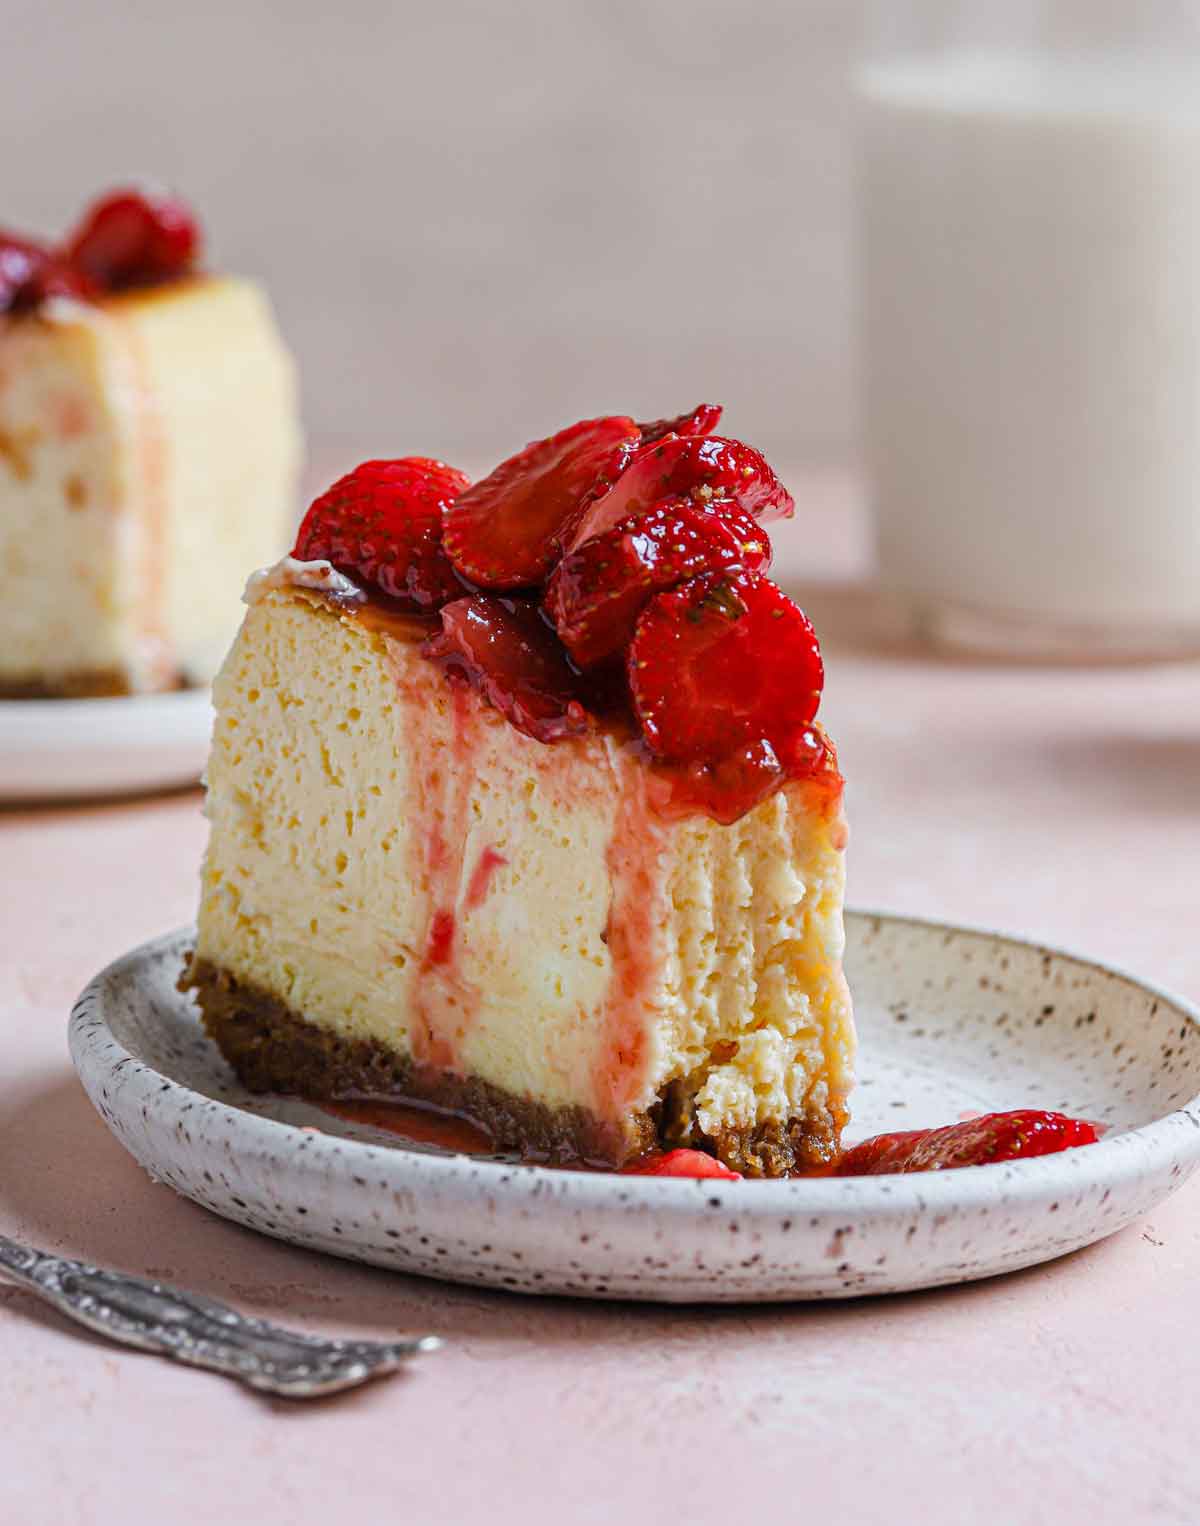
[0,188,300,697]
[185,419,854,1176]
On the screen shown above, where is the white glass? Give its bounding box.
[857,1,1200,657]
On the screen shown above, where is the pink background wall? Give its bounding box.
[5,0,867,468]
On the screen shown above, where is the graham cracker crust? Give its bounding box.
[0,669,134,699]
[181,954,844,1177]
[0,669,190,699]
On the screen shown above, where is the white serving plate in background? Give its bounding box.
[0,690,212,801]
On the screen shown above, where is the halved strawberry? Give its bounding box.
[628,570,823,764]
[835,1110,1100,1176]
[636,402,723,445]
[564,434,793,555]
[442,415,639,588]
[622,1148,741,1180]
[422,595,593,743]
[545,498,770,667]
[293,457,470,610]
[65,187,200,290]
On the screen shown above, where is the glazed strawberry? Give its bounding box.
[65,187,200,290]
[545,498,770,667]
[645,732,835,827]
[836,1110,1100,1176]
[23,256,93,306]
[442,414,639,587]
[293,457,470,611]
[637,402,723,445]
[564,434,794,554]
[622,1148,741,1180]
[423,595,593,743]
[628,570,823,765]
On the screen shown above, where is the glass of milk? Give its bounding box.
[857,3,1200,657]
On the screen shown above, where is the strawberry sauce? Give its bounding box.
[312,1102,1099,1179]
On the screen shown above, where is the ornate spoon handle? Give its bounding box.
[0,1233,439,1397]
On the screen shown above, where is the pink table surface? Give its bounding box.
[4,473,1200,1526]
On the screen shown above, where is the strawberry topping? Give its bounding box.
[442,415,639,587]
[565,434,793,554]
[644,731,836,827]
[423,595,593,743]
[636,402,723,445]
[836,1110,1100,1175]
[293,457,470,611]
[622,1148,741,1180]
[545,498,770,667]
[65,187,200,291]
[0,231,91,313]
[288,409,829,822]
[628,570,823,766]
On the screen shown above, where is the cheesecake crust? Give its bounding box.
[0,668,135,699]
[0,668,192,699]
[182,954,845,1177]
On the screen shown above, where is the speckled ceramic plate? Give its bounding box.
[0,689,212,801]
[69,914,1200,1302]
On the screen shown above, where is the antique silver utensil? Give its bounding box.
[0,1233,440,1397]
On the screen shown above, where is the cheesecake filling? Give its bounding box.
[186,588,853,1175]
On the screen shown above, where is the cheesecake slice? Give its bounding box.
[0,188,300,697]
[185,417,854,1176]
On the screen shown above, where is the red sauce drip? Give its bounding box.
[321,1099,494,1156]
[424,909,456,967]
[464,846,508,911]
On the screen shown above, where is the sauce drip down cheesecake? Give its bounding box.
[184,411,855,1176]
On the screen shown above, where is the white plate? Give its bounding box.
[69,914,1200,1302]
[0,690,212,800]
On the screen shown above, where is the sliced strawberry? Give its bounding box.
[545,498,770,667]
[628,570,822,764]
[422,595,593,743]
[443,415,639,588]
[564,434,793,555]
[293,457,471,610]
[636,402,723,445]
[836,1110,1100,1176]
[65,187,200,290]
[622,1148,741,1180]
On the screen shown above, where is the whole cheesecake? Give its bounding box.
[0,187,301,697]
[184,411,854,1177]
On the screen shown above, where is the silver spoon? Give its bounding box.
[0,1233,440,1397]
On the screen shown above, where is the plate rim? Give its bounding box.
[69,910,1200,1217]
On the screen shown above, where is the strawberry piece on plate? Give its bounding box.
[443,414,639,588]
[622,1148,741,1180]
[565,434,793,554]
[65,187,201,290]
[423,594,593,743]
[636,402,723,445]
[545,498,770,667]
[293,457,470,611]
[835,1110,1101,1175]
[628,570,823,764]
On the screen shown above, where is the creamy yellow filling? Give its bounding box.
[195,588,855,1135]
